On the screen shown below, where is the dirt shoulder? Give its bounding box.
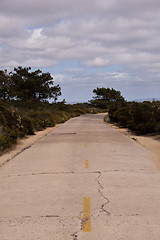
[109,123,160,171]
[0,124,61,168]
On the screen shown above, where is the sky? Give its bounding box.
[0,0,160,102]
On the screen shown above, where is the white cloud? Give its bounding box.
[85,57,109,67]
[0,0,160,100]
[0,15,24,39]
[54,74,67,83]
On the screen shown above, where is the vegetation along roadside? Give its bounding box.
[0,66,160,155]
[0,67,102,155]
[93,87,160,135]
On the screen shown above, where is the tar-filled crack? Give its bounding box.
[114,213,139,217]
[5,169,147,178]
[96,171,110,216]
[21,215,60,218]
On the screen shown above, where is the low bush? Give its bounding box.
[108,101,160,135]
[0,135,9,151]
[21,118,34,135]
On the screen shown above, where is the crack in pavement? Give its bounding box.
[71,205,95,240]
[72,230,80,240]
[2,169,149,178]
[3,171,93,178]
[96,171,110,216]
[114,213,139,217]
[1,169,145,240]
[0,215,82,220]
[0,215,61,219]
[71,171,111,240]
[71,210,85,240]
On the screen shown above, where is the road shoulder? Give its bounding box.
[0,124,61,168]
[107,122,160,171]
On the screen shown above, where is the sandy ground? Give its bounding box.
[0,124,61,168]
[109,123,160,171]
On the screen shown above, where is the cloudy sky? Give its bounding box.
[0,0,160,102]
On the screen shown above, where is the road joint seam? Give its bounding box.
[2,169,150,178]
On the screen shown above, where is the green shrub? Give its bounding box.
[0,98,105,153]
[21,118,34,135]
[0,135,9,150]
[31,119,45,131]
[44,119,55,127]
[3,127,19,143]
[115,107,131,127]
[108,101,160,135]
[0,112,6,125]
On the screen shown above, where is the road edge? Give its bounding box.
[104,115,160,170]
[0,124,61,168]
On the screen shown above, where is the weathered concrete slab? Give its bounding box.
[0,114,160,240]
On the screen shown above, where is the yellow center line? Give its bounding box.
[83,131,91,232]
[83,197,91,232]
[85,160,89,168]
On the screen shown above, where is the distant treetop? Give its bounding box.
[0,66,61,103]
[90,87,125,108]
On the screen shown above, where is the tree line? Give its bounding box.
[90,87,160,135]
[0,66,160,153]
[0,67,61,102]
[0,67,102,153]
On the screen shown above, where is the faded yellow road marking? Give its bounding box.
[85,160,89,168]
[83,197,91,232]
[84,143,87,147]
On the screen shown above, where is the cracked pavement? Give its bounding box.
[0,114,160,239]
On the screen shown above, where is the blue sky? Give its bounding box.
[0,0,160,102]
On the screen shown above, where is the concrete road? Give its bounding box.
[0,114,160,240]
